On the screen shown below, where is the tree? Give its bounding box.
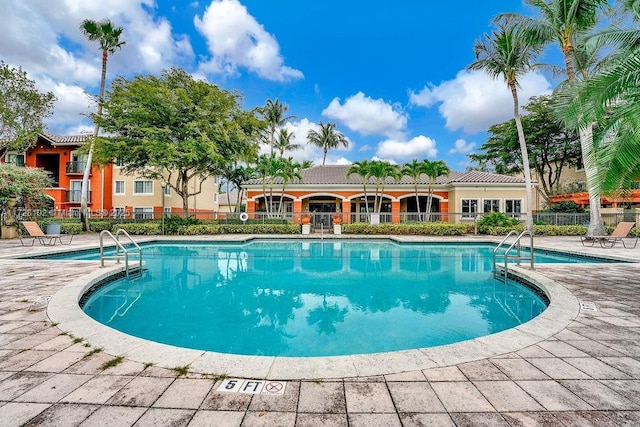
[276,157,303,215]
[400,159,426,220]
[93,67,262,216]
[274,128,300,157]
[557,0,640,195]
[498,0,610,235]
[347,160,371,215]
[468,21,541,233]
[0,163,52,219]
[255,154,281,216]
[469,95,581,195]
[79,18,125,231]
[367,160,399,213]
[262,98,294,156]
[307,122,348,165]
[0,62,55,158]
[422,159,450,220]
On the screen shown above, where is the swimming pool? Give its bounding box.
[70,240,570,357]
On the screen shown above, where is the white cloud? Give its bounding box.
[0,0,194,133]
[448,139,475,155]
[409,70,552,134]
[322,92,407,139]
[376,135,438,162]
[194,0,303,81]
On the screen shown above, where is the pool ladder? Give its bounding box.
[99,229,143,279]
[493,230,534,283]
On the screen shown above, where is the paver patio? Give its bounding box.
[0,233,639,426]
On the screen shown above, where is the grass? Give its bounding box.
[171,365,190,377]
[143,362,155,370]
[100,355,124,370]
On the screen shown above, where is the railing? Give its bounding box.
[99,229,143,279]
[493,230,534,283]
[67,190,92,203]
[65,161,87,174]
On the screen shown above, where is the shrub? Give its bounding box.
[342,222,472,235]
[164,216,201,234]
[112,222,162,235]
[89,220,115,233]
[180,223,300,235]
[546,201,585,213]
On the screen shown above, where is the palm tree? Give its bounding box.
[274,128,300,157]
[255,154,281,216]
[422,159,451,221]
[276,157,303,215]
[498,0,609,235]
[306,122,348,165]
[262,99,295,156]
[468,22,541,233]
[79,18,125,231]
[559,0,640,194]
[401,159,426,221]
[347,160,372,216]
[367,160,399,214]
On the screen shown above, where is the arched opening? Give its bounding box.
[255,195,295,220]
[401,195,442,222]
[350,196,392,223]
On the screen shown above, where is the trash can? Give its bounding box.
[46,223,61,235]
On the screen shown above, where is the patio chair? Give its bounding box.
[580,221,638,249]
[19,221,73,246]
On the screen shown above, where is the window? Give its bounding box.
[505,199,522,217]
[461,199,479,219]
[133,207,153,219]
[133,180,153,195]
[5,152,25,167]
[163,207,171,217]
[113,207,126,219]
[213,192,218,203]
[163,184,171,196]
[114,180,125,195]
[69,180,89,202]
[483,199,500,213]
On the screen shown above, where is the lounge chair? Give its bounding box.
[580,221,638,249]
[19,221,73,246]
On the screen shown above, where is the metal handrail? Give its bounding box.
[99,229,142,279]
[493,230,534,282]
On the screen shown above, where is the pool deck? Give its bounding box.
[0,233,639,426]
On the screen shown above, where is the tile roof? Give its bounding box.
[245,165,527,186]
[40,132,92,146]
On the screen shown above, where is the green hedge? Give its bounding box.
[342,222,472,235]
[180,223,300,235]
[112,222,162,235]
[480,224,589,236]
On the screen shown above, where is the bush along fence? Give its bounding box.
[5,210,638,236]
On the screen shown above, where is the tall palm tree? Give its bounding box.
[276,157,303,215]
[347,160,371,215]
[306,122,348,165]
[367,160,399,214]
[255,154,281,216]
[468,22,541,233]
[400,159,426,220]
[422,159,451,221]
[262,99,295,156]
[498,0,610,235]
[274,128,300,157]
[559,0,640,193]
[79,18,125,231]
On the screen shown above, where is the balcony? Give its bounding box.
[67,190,92,204]
[65,161,88,175]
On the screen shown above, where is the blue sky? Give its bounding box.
[1,0,558,170]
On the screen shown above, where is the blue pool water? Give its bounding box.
[71,240,566,357]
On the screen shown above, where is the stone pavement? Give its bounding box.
[0,234,639,426]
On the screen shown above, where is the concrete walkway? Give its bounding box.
[0,234,639,426]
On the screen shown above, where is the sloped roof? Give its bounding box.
[245,165,527,186]
[40,132,92,146]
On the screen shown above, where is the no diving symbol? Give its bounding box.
[263,381,286,395]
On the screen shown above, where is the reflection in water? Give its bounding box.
[83,241,547,357]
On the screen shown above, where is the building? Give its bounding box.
[1,133,219,219]
[243,165,532,224]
